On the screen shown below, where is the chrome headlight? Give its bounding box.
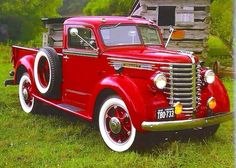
[153,73,167,89]
[204,70,215,84]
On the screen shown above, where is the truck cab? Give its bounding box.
[6,16,232,152]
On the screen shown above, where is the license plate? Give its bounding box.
[157,108,175,121]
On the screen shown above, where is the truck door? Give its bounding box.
[62,25,102,110]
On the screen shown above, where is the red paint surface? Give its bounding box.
[11,16,230,132]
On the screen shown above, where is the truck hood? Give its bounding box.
[103,46,199,64]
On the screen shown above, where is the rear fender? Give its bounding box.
[15,55,35,85]
[88,75,146,131]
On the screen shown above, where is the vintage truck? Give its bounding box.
[5,16,232,152]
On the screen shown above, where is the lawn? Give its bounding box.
[0,45,234,168]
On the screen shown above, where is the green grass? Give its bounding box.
[0,45,234,167]
[0,44,11,64]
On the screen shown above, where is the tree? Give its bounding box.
[59,0,90,16]
[83,0,135,16]
[210,0,233,50]
[0,0,62,42]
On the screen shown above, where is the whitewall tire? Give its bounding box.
[33,47,61,98]
[99,97,136,152]
[34,50,52,94]
[19,73,37,113]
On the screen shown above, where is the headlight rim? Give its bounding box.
[153,73,167,90]
[204,69,215,84]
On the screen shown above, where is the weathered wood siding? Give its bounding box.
[136,0,210,54]
[43,23,63,48]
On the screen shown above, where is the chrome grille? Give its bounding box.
[161,63,201,116]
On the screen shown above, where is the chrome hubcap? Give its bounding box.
[109,117,121,134]
[23,88,29,100]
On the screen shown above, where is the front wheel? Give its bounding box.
[99,97,136,152]
[19,73,38,113]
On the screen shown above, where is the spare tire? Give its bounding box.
[34,47,61,98]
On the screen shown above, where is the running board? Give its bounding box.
[57,103,81,112]
[33,94,92,121]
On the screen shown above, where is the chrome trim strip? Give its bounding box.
[107,57,193,65]
[141,112,233,131]
[12,45,39,52]
[183,107,194,110]
[164,92,193,96]
[167,97,193,101]
[12,45,63,56]
[167,83,193,86]
[109,61,154,71]
[169,65,174,105]
[164,73,193,76]
[169,78,193,81]
[66,89,91,96]
[63,49,98,57]
[165,88,193,92]
[169,102,193,106]
[161,67,193,71]
[192,64,197,110]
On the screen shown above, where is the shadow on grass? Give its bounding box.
[33,102,94,135]
[32,102,218,153]
[133,130,213,153]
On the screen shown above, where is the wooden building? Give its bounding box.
[130,0,210,55]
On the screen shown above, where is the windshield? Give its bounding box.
[100,24,162,46]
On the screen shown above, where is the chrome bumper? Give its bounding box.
[141,112,233,131]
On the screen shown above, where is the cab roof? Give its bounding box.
[64,16,154,27]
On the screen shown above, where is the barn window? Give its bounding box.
[158,6,176,26]
[176,7,194,26]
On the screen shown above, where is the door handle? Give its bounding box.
[63,55,70,60]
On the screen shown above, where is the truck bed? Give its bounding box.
[12,45,63,67]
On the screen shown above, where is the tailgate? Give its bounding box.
[12,45,38,67]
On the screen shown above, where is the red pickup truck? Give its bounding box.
[5,16,232,152]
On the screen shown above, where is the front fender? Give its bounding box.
[201,76,230,113]
[88,74,146,131]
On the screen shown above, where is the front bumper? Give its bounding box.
[142,112,233,131]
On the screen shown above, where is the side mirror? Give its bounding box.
[165,25,175,48]
[169,25,174,33]
[70,28,78,37]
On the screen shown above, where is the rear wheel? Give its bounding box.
[99,97,136,152]
[19,73,38,113]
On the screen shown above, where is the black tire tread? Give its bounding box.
[37,47,61,99]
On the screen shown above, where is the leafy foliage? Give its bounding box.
[206,36,232,67]
[83,0,135,16]
[59,0,90,16]
[0,0,62,42]
[210,0,233,49]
